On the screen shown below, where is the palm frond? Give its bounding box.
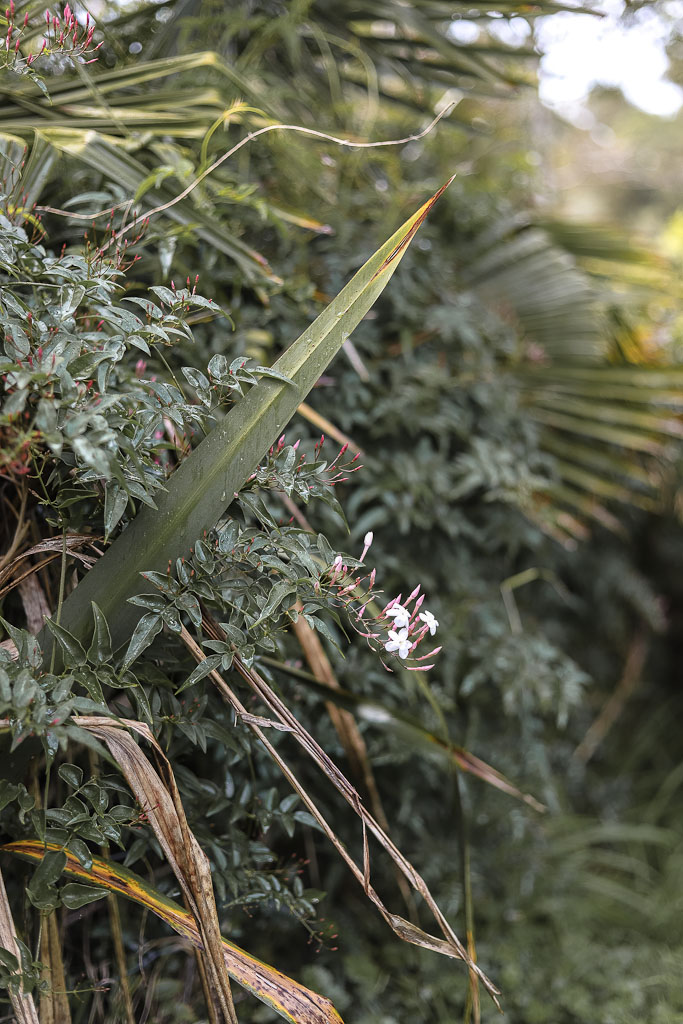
[459,218,683,539]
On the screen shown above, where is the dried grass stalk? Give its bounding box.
[179,627,501,1008]
[0,864,39,1024]
[76,717,237,1024]
[39,911,72,1024]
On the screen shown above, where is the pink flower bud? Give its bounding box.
[417,646,442,660]
[360,530,373,562]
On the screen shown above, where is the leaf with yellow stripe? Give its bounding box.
[3,841,343,1024]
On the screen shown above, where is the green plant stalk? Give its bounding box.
[48,527,68,676]
[457,770,479,1024]
[40,179,452,660]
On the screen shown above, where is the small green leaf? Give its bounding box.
[0,781,20,812]
[255,581,297,627]
[293,811,325,833]
[67,838,93,870]
[45,618,87,668]
[104,483,129,540]
[253,365,296,387]
[58,764,83,789]
[87,603,112,664]
[0,949,19,972]
[27,849,66,907]
[60,883,108,909]
[177,654,222,693]
[122,612,164,672]
[33,850,67,888]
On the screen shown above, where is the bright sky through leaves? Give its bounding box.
[450,2,683,118]
[536,0,683,117]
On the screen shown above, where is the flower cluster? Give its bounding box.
[325,532,441,672]
[384,591,439,660]
[3,2,102,75]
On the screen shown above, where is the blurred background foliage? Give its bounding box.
[2,1,683,1022]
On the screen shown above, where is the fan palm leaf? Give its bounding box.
[462,219,683,539]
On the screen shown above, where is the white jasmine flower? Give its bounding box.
[418,610,439,636]
[384,628,412,659]
[386,603,410,629]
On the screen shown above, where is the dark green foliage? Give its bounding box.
[1,2,682,1022]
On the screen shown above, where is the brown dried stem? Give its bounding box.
[0,863,39,1024]
[179,626,501,1008]
[76,718,238,1024]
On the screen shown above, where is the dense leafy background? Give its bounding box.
[1,2,683,1022]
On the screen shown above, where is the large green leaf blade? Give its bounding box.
[43,178,452,656]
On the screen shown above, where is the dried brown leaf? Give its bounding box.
[0,864,39,1024]
[179,628,501,1009]
[75,717,237,1024]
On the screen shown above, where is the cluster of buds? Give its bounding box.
[84,208,149,275]
[169,275,203,314]
[3,3,102,74]
[312,434,362,486]
[325,532,441,672]
[248,433,363,498]
[0,422,42,480]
